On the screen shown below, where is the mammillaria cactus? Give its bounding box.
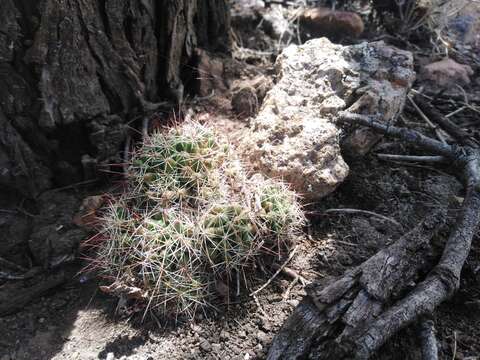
[88,121,304,320]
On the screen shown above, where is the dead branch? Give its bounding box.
[251,245,299,296]
[123,135,132,175]
[414,96,479,147]
[408,95,448,143]
[418,318,439,360]
[268,109,480,359]
[268,210,447,359]
[376,153,446,164]
[338,111,456,158]
[277,266,307,286]
[142,116,150,139]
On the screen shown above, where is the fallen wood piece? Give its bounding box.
[338,111,455,158]
[376,154,446,164]
[408,95,448,143]
[269,109,480,359]
[268,210,446,359]
[251,245,299,296]
[278,266,307,286]
[415,96,479,147]
[418,318,439,360]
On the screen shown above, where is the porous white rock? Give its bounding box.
[245,38,414,200]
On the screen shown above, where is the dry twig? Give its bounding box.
[0,256,27,273]
[282,277,299,300]
[418,318,439,360]
[376,153,446,164]
[307,208,402,229]
[408,95,448,143]
[250,245,299,297]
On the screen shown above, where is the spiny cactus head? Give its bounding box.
[129,122,228,207]
[91,120,305,321]
[260,181,303,221]
[199,202,260,273]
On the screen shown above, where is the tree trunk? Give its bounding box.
[0,0,230,199]
[0,0,230,315]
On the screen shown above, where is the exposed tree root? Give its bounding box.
[0,269,67,316]
[268,109,480,359]
[268,211,446,359]
[418,317,439,360]
[376,153,446,164]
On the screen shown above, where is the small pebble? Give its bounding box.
[288,299,300,307]
[220,330,230,340]
[256,330,270,345]
[200,339,212,352]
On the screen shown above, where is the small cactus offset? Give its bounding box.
[91,121,305,320]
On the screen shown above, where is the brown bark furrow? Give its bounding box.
[0,0,52,197]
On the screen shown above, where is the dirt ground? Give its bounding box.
[1,146,479,360]
[2,1,480,360]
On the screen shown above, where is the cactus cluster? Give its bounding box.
[93,121,304,320]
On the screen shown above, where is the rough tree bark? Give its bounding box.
[0,0,230,199]
[0,0,230,315]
